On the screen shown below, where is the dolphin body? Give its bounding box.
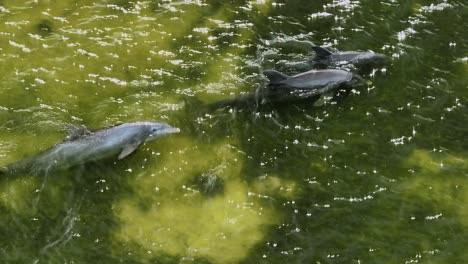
[310,46,388,68]
[276,46,388,74]
[208,69,362,110]
[0,121,180,176]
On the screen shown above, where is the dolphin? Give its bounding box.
[207,69,363,110]
[262,69,363,101]
[311,46,388,68]
[0,121,180,176]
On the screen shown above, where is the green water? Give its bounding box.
[0,0,467,263]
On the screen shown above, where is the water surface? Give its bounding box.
[0,0,467,263]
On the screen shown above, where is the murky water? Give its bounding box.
[0,0,467,263]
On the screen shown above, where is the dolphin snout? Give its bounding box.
[147,122,181,140]
[165,127,181,134]
[158,125,180,135]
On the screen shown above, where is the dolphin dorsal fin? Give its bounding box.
[312,46,333,58]
[64,124,91,140]
[263,70,289,84]
[118,142,142,160]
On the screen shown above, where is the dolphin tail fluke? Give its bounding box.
[263,70,289,84]
[312,46,333,58]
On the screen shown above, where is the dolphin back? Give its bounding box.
[312,46,333,58]
[263,70,290,84]
[282,69,353,89]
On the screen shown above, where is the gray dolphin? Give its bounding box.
[311,46,388,68]
[207,69,363,110]
[0,121,180,175]
[262,69,363,101]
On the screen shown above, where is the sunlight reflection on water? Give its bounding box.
[0,0,467,263]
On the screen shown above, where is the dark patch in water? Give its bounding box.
[37,20,53,37]
[112,0,135,10]
[192,173,225,197]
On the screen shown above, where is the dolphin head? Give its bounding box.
[368,53,389,66]
[353,52,389,67]
[145,122,180,141]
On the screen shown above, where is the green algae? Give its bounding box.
[401,149,468,227]
[251,174,299,200]
[0,0,466,263]
[0,177,38,214]
[113,136,294,263]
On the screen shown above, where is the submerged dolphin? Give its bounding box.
[207,69,363,110]
[0,121,180,175]
[311,46,388,68]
